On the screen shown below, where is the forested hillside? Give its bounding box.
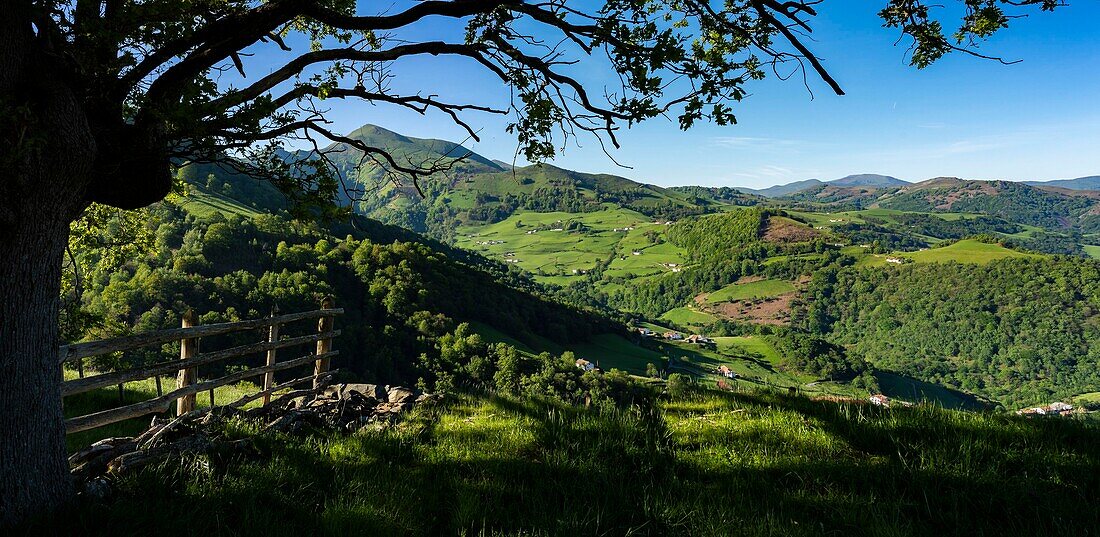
[801,259,1100,407]
[879,179,1098,231]
[65,197,619,387]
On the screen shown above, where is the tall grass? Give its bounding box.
[36,388,1100,536]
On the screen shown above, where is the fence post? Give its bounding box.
[176,309,198,415]
[262,307,280,405]
[313,297,335,389]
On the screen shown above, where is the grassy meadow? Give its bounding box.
[42,388,1100,536]
[704,279,795,303]
[454,206,686,285]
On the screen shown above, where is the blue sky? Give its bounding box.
[247,1,1100,189]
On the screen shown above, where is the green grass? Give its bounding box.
[901,239,1039,264]
[44,389,1100,536]
[705,279,795,303]
[454,206,687,286]
[176,187,263,218]
[875,371,987,410]
[859,239,1041,267]
[1083,245,1100,259]
[63,368,263,452]
[659,306,718,327]
[469,322,662,376]
[1073,391,1100,405]
[570,334,665,374]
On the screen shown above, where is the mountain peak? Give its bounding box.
[829,174,908,187]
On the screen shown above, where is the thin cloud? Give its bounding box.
[711,136,801,149]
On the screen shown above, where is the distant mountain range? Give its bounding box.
[736,174,908,198]
[742,174,1100,199]
[181,123,1099,237]
[1024,176,1100,191]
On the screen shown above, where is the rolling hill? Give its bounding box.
[878,178,1099,230]
[738,174,909,198]
[308,123,714,238]
[1025,175,1100,190]
[736,179,823,198]
[829,173,908,187]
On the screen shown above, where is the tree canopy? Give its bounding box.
[14,0,1060,213]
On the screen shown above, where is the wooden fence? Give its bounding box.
[59,299,343,434]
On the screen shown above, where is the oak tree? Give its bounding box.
[0,0,1058,524]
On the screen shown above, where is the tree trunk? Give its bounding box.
[0,213,76,527]
[1,6,97,525]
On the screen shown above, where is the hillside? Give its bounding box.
[829,173,908,187]
[878,178,1098,230]
[736,179,823,198]
[1025,175,1100,190]
[307,124,713,239]
[802,256,1100,407]
[737,174,908,198]
[169,145,1100,409]
[782,183,900,206]
[44,387,1100,536]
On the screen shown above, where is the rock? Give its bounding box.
[348,383,387,401]
[415,393,443,406]
[70,380,435,486]
[81,477,112,500]
[384,385,417,405]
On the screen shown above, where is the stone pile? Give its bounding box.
[69,382,439,493]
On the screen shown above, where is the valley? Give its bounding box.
[49,149,1100,534]
[76,123,1085,416]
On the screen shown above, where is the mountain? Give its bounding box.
[736,179,823,198]
[781,183,900,206]
[829,174,908,187]
[340,123,505,175]
[738,174,907,198]
[1025,175,1100,191]
[310,123,714,239]
[879,178,1099,230]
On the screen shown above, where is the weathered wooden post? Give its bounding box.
[313,297,335,389]
[176,309,198,415]
[263,307,280,405]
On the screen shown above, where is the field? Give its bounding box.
[1073,391,1100,405]
[176,186,263,218]
[659,306,719,328]
[874,371,987,410]
[569,334,665,374]
[470,322,663,376]
[454,206,686,286]
[43,389,1100,536]
[704,279,795,303]
[858,239,1040,267]
[901,239,1039,264]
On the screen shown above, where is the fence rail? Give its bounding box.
[61,301,342,434]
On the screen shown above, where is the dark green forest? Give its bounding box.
[800,259,1100,407]
[65,199,619,390]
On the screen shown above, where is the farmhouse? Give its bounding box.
[685,334,713,345]
[636,327,655,337]
[869,394,890,407]
[1016,402,1075,416]
[575,359,596,372]
[663,331,684,341]
[716,365,737,379]
[886,257,904,264]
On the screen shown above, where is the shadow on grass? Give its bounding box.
[33,390,1100,537]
